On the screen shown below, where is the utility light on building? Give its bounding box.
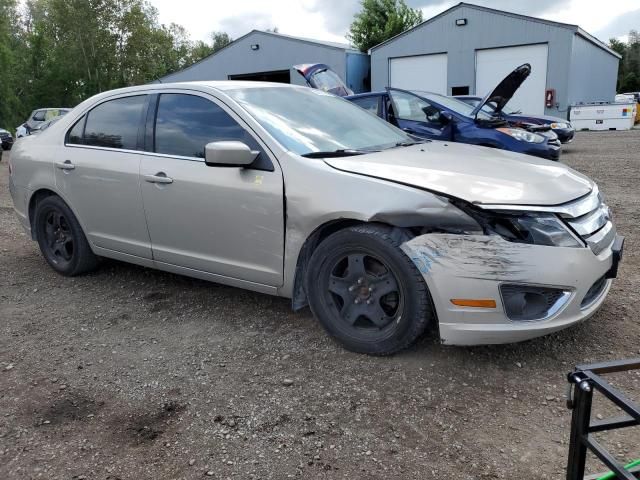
[455,18,467,26]
[251,44,260,51]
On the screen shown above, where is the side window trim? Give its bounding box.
[140,94,156,152]
[65,115,87,145]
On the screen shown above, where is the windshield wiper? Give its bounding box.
[394,139,428,147]
[301,149,376,158]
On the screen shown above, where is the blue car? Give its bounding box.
[296,63,561,161]
[455,95,575,144]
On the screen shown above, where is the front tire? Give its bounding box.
[34,195,99,276]
[306,224,433,355]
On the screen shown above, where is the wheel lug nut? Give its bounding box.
[357,278,363,285]
[368,286,374,292]
[366,300,372,305]
[354,299,360,304]
[348,286,355,292]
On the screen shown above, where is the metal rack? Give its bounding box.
[566,358,640,480]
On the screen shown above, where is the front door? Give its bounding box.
[387,89,450,139]
[56,94,152,258]
[139,92,285,286]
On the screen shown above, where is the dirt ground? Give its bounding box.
[1,131,639,480]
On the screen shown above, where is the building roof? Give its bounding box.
[254,30,357,51]
[159,29,360,83]
[369,2,621,59]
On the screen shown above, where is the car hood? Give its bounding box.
[508,113,570,125]
[472,63,531,118]
[323,141,592,206]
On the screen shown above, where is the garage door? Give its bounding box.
[389,54,447,94]
[475,44,548,115]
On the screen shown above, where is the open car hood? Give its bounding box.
[323,141,592,206]
[471,63,531,118]
[293,63,353,97]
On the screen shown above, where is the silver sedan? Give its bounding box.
[8,82,622,354]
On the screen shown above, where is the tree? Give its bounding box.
[348,0,423,53]
[211,31,232,53]
[610,32,640,93]
[0,0,228,131]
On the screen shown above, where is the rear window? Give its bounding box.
[83,96,146,150]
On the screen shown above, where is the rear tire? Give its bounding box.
[306,224,433,355]
[34,195,99,276]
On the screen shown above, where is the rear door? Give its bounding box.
[57,94,151,258]
[387,89,449,139]
[139,91,285,286]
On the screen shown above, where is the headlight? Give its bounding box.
[550,122,570,129]
[465,209,583,248]
[496,127,545,144]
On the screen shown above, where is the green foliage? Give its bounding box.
[211,31,232,53]
[348,0,423,53]
[610,31,640,93]
[0,0,231,131]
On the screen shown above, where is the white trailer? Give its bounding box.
[570,102,636,131]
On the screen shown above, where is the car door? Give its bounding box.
[139,91,285,287]
[57,94,152,259]
[387,89,449,139]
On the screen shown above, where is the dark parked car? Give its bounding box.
[455,95,575,144]
[0,128,13,151]
[297,63,561,161]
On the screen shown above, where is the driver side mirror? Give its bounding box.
[204,141,258,167]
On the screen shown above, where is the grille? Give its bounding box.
[581,276,608,309]
[0,132,10,140]
[500,284,570,322]
[559,187,615,255]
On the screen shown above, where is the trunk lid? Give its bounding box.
[293,63,353,97]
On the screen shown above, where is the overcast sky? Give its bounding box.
[149,0,640,45]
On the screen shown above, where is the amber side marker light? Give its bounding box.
[450,299,497,308]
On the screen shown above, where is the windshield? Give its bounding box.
[227,87,412,155]
[412,91,493,120]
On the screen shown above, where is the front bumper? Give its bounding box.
[524,141,561,161]
[555,127,575,144]
[401,233,622,346]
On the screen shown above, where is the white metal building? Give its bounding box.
[159,30,371,93]
[370,3,621,116]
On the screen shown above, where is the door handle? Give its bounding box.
[55,160,75,171]
[144,173,173,184]
[402,127,415,134]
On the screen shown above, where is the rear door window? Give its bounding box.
[351,96,380,116]
[83,95,146,150]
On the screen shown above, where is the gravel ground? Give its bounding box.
[1,131,639,480]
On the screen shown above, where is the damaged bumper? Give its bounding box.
[401,233,621,345]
